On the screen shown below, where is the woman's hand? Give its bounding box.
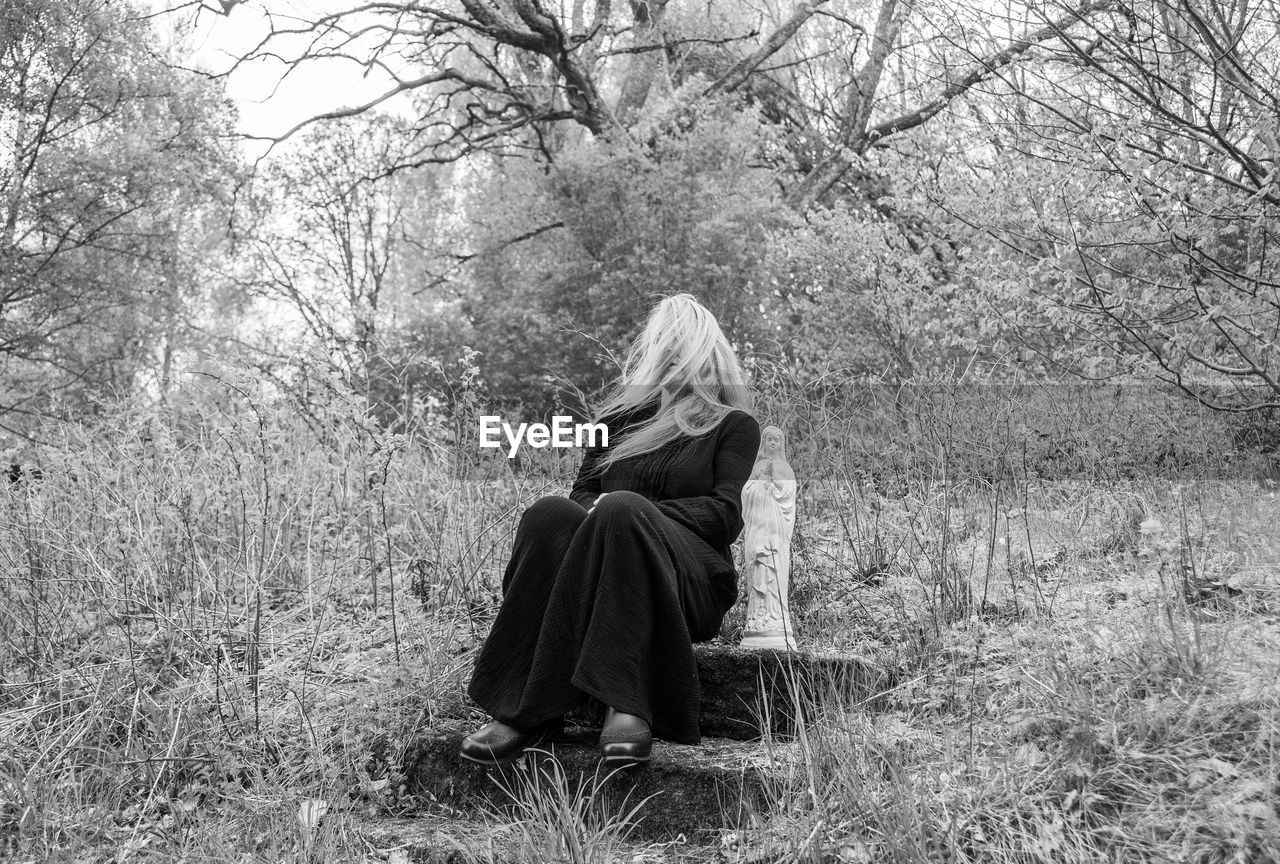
[588,493,609,514]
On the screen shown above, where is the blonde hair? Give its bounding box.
[592,293,753,469]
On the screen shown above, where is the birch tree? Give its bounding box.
[1,0,239,434]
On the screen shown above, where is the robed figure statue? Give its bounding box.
[740,425,798,650]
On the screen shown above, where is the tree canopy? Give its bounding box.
[1,0,243,435]
[3,0,1279,440]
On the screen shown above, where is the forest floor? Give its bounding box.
[2,409,1279,863]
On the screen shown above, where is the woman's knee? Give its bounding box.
[514,496,587,546]
[522,495,586,525]
[504,496,586,594]
[589,490,657,523]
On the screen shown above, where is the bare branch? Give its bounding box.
[244,67,507,147]
[703,0,833,97]
[413,220,568,296]
[785,0,902,209]
[865,0,1115,144]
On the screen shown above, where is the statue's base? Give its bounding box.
[740,630,797,651]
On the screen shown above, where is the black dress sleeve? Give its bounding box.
[655,411,761,548]
[568,404,651,509]
[569,439,605,509]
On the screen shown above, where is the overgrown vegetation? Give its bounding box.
[5,0,1280,860]
[2,359,1277,862]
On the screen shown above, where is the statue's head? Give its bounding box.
[761,425,785,459]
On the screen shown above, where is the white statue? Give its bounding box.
[740,425,798,650]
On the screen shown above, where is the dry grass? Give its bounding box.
[745,602,1280,862]
[2,366,1278,862]
[0,365,554,861]
[737,470,1280,863]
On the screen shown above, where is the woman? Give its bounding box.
[462,294,760,765]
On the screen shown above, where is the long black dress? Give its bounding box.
[467,404,761,744]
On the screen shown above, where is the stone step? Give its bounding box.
[400,720,796,840]
[454,644,892,743]
[346,813,720,863]
[692,643,893,740]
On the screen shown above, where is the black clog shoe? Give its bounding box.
[599,706,652,765]
[459,720,549,765]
